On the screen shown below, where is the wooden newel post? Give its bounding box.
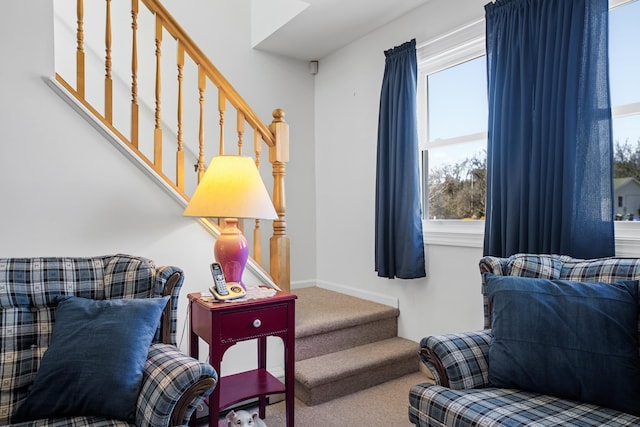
[269,109,290,293]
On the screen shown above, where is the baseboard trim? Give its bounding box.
[292,279,398,309]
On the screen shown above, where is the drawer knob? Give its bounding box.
[253,319,262,328]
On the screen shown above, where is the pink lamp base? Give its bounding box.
[214,218,248,288]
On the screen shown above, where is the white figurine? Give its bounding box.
[226,409,268,427]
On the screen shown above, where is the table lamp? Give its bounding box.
[184,155,278,288]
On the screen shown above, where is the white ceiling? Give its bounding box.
[251,0,432,61]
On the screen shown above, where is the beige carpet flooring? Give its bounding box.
[212,370,432,427]
[260,371,431,426]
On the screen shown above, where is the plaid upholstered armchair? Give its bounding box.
[409,254,640,426]
[1,254,217,427]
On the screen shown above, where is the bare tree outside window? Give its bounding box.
[427,150,486,219]
[614,139,640,179]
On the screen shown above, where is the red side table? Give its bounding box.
[187,290,296,427]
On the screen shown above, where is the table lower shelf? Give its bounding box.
[219,369,286,409]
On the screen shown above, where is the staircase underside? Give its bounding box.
[293,286,419,405]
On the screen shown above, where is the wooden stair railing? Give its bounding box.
[53,0,290,292]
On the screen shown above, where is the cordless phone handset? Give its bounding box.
[209,262,247,301]
[210,262,229,296]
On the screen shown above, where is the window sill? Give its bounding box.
[614,221,640,256]
[423,220,484,248]
[423,220,640,255]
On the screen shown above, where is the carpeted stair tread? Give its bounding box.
[296,337,418,387]
[294,286,399,338]
[295,337,419,405]
[295,315,398,361]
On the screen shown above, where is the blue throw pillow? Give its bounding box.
[486,273,640,416]
[11,295,169,423]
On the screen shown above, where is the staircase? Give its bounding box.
[294,287,419,405]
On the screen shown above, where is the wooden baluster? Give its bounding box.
[154,15,163,170]
[105,0,113,124]
[237,111,245,155]
[130,0,139,147]
[76,0,85,98]
[233,109,248,233]
[254,132,262,169]
[253,133,263,264]
[218,91,226,155]
[214,92,225,226]
[253,219,263,265]
[176,43,185,191]
[269,109,290,292]
[197,67,206,183]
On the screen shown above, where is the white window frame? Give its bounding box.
[417,18,487,247]
[418,0,640,254]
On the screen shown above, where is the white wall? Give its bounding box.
[314,0,489,341]
[0,0,314,376]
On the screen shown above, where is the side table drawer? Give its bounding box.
[220,304,288,342]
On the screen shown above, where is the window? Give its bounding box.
[423,56,487,220]
[418,0,640,225]
[611,0,640,220]
[417,19,486,221]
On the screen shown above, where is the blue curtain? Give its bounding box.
[375,39,426,279]
[483,0,615,259]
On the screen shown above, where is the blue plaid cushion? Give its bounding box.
[560,258,640,282]
[508,254,564,278]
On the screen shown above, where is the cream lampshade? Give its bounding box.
[184,155,277,287]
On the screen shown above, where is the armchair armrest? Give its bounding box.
[155,266,185,345]
[419,330,491,390]
[136,343,217,427]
